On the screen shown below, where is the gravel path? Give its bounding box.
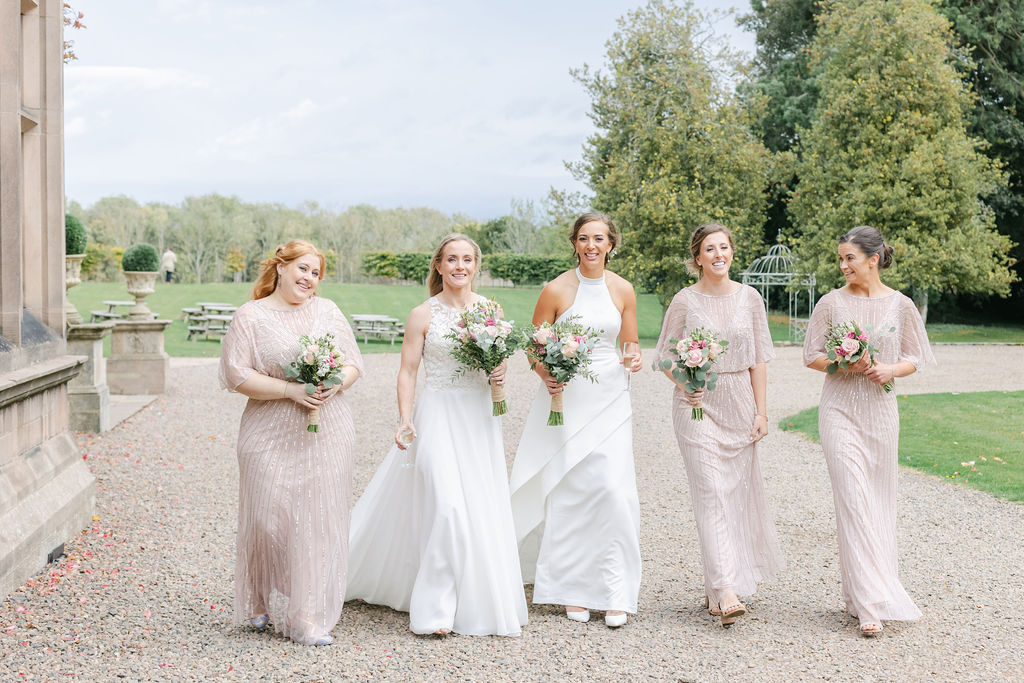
[2,345,1023,681]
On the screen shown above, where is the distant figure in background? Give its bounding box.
[161,247,176,283]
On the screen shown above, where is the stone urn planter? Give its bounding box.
[64,253,86,324]
[123,270,159,320]
[120,243,161,321]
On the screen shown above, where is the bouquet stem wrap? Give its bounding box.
[489,378,507,416]
[547,391,565,426]
[691,397,703,421]
[307,406,320,432]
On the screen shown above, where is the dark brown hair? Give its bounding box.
[839,225,893,270]
[427,233,482,296]
[686,222,734,276]
[251,240,325,300]
[568,211,619,264]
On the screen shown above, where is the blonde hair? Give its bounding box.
[686,223,734,276]
[569,211,618,264]
[251,240,326,300]
[427,233,482,297]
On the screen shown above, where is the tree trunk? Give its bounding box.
[912,287,928,325]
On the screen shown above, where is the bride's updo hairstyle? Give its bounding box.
[569,211,619,264]
[685,222,733,277]
[839,225,894,270]
[251,239,326,300]
[427,233,482,296]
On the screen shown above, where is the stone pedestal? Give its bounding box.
[107,319,172,395]
[66,322,114,432]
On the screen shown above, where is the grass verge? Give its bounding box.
[779,391,1024,502]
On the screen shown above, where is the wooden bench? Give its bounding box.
[90,310,123,323]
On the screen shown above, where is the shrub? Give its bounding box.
[483,254,575,285]
[394,252,432,282]
[362,251,400,279]
[82,243,124,281]
[121,243,160,272]
[65,214,87,255]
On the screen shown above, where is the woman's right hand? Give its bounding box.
[681,387,705,406]
[394,418,416,450]
[537,365,565,396]
[284,381,325,408]
[847,353,872,373]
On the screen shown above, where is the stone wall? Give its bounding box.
[0,0,95,598]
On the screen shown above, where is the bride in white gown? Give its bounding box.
[510,212,643,628]
[346,234,528,637]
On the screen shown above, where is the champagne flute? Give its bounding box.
[397,426,415,468]
[621,341,639,391]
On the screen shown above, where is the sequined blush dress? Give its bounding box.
[803,289,935,626]
[655,284,785,607]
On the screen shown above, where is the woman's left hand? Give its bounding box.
[316,380,343,402]
[489,360,507,385]
[863,362,894,386]
[629,349,643,373]
[750,414,768,443]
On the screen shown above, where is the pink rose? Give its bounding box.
[562,339,580,357]
[303,349,316,364]
[690,340,700,350]
[857,334,867,342]
[533,328,553,344]
[840,337,861,356]
[484,324,498,337]
[708,342,722,360]
[685,348,704,368]
[676,340,688,356]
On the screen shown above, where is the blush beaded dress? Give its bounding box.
[510,268,642,614]
[803,289,934,627]
[345,296,528,637]
[218,295,363,644]
[655,284,785,608]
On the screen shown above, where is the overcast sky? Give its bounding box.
[64,0,755,220]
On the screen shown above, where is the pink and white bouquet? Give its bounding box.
[524,316,601,426]
[655,326,728,420]
[824,320,893,392]
[282,332,346,432]
[445,299,520,415]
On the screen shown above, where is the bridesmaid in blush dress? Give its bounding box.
[219,240,363,646]
[510,211,643,629]
[803,225,934,637]
[655,222,784,628]
[346,234,527,637]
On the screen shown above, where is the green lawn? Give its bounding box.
[924,322,1024,344]
[779,391,1024,502]
[68,281,668,357]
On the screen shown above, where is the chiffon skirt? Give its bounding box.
[346,386,527,636]
[673,371,784,605]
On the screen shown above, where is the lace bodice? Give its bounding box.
[423,296,489,392]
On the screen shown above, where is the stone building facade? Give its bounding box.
[0,0,94,597]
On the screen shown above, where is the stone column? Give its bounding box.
[106,319,173,395]
[66,322,113,432]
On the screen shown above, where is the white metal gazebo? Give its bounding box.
[740,235,816,341]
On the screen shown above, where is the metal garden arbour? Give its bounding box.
[740,234,816,342]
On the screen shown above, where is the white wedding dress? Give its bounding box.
[346,296,528,636]
[510,269,642,613]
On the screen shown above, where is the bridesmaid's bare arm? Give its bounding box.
[608,274,642,372]
[749,362,768,442]
[530,272,576,395]
[235,373,325,408]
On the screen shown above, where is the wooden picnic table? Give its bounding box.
[195,302,237,313]
[187,313,234,341]
[91,300,135,322]
[351,314,404,345]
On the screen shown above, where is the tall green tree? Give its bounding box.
[574,0,771,304]
[789,0,1015,320]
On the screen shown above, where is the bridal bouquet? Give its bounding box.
[655,327,728,420]
[282,332,346,432]
[824,320,893,392]
[524,316,601,426]
[445,299,520,415]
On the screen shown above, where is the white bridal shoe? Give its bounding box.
[566,609,591,623]
[604,612,627,628]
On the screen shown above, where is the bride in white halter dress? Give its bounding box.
[510,213,642,626]
[346,235,527,637]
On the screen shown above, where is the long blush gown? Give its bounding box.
[656,284,785,607]
[803,289,934,626]
[219,295,363,644]
[345,296,528,637]
[510,268,642,613]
